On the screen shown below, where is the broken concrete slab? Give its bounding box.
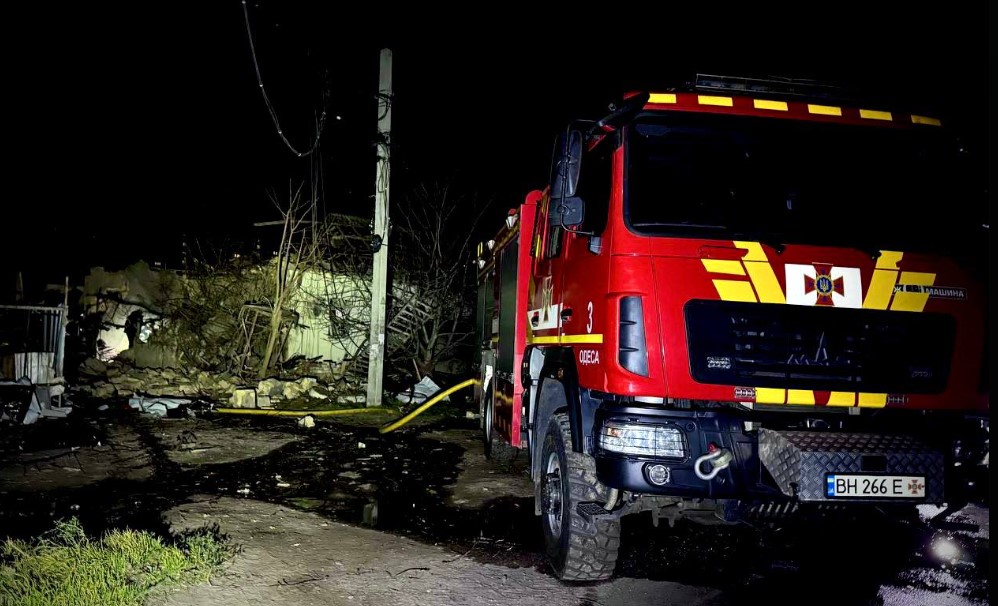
[78,357,108,378]
[258,378,284,397]
[230,388,257,409]
[128,396,191,417]
[282,382,305,400]
[93,382,117,398]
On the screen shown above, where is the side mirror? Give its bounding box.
[550,130,582,199]
[549,196,584,228]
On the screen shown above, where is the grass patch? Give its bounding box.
[0,518,234,606]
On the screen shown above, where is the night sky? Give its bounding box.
[4,4,990,293]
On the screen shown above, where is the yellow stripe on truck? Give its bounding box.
[808,104,842,116]
[911,115,941,126]
[826,392,856,406]
[858,393,888,408]
[648,93,677,104]
[787,390,815,405]
[863,251,903,310]
[733,241,768,262]
[756,388,786,404]
[698,95,734,107]
[753,99,788,111]
[744,262,786,304]
[701,259,746,275]
[859,109,893,121]
[528,334,604,345]
[712,280,757,302]
[891,272,936,312]
[732,241,786,303]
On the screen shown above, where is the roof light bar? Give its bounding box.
[695,74,847,101]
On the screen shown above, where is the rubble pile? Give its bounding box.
[75,358,336,409]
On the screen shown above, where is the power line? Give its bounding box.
[240,0,326,157]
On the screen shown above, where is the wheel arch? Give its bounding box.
[530,347,586,482]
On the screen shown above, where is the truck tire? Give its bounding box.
[483,390,517,464]
[540,413,619,581]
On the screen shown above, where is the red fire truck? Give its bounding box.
[473,75,988,581]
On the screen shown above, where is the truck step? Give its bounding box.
[576,502,615,521]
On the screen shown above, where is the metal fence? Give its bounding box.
[0,305,67,383]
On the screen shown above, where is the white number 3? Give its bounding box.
[586,301,594,333]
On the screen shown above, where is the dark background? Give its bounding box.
[3,4,990,295]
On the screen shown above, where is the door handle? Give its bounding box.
[560,308,573,322]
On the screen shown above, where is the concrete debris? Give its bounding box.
[297,415,316,429]
[90,382,118,399]
[128,396,191,417]
[282,382,305,400]
[76,358,337,404]
[78,357,108,378]
[337,394,366,404]
[257,378,284,397]
[230,388,257,409]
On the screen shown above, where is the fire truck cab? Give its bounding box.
[474,75,988,581]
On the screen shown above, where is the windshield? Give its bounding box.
[625,112,980,254]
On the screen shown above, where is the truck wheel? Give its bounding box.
[483,390,517,464]
[540,413,619,581]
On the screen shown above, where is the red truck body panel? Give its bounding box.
[484,90,986,446]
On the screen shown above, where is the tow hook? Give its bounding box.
[694,445,734,481]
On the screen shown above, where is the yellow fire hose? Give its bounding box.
[214,407,383,417]
[378,378,480,434]
[212,377,480,433]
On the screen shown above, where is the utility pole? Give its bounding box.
[367,48,392,407]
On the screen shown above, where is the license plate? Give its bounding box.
[825,474,926,498]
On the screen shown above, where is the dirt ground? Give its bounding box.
[0,421,152,492]
[151,496,721,606]
[0,411,989,606]
[422,428,534,508]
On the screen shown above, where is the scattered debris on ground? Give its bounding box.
[0,412,988,605]
[75,359,364,412]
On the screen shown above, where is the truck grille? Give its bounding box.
[685,300,955,393]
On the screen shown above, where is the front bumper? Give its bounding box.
[592,406,772,499]
[591,405,963,504]
[757,429,945,502]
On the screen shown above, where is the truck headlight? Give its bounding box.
[599,421,686,458]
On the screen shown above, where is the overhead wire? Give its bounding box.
[240,0,326,157]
